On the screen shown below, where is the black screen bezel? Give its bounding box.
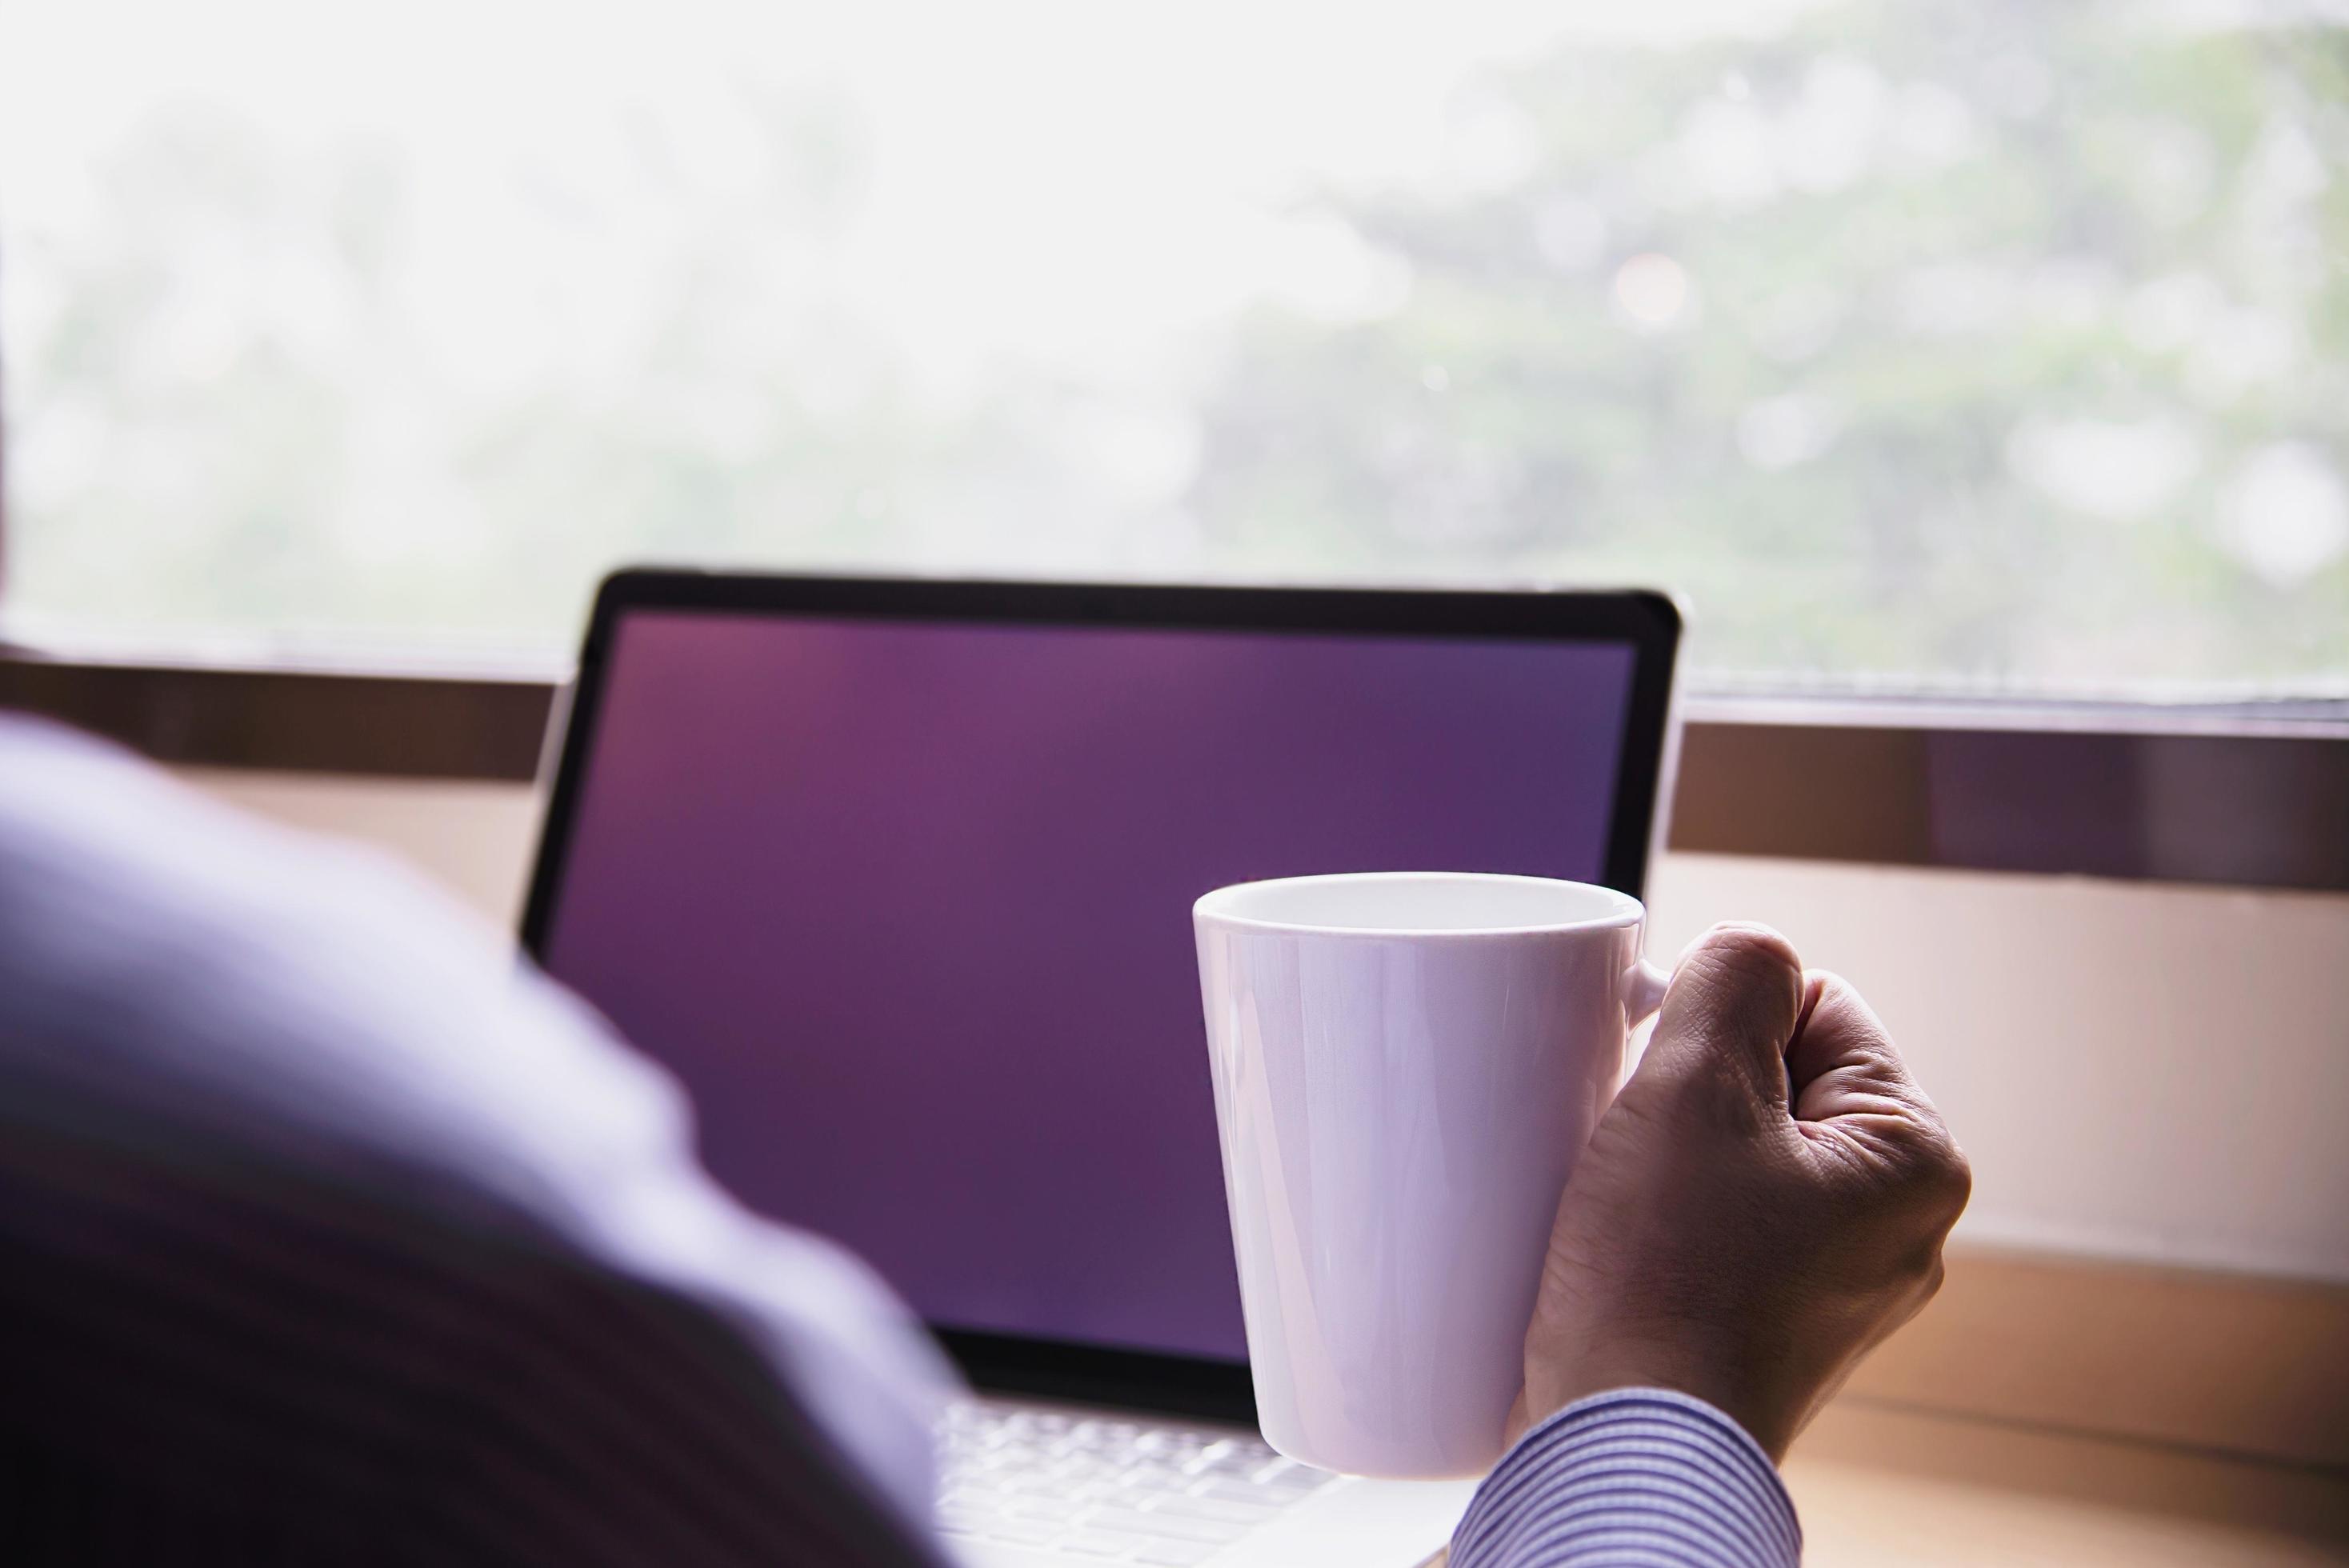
[518,569,1682,1424]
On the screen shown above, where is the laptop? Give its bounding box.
[520,572,1682,1568]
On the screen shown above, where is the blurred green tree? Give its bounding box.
[1186,0,2349,687]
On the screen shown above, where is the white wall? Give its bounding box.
[1643,855,2349,1282]
[182,767,2349,1286]
[185,768,545,926]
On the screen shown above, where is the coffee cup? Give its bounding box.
[1193,871,1670,1478]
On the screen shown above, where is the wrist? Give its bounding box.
[1520,1342,1791,1461]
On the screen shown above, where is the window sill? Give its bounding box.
[3,648,2343,892]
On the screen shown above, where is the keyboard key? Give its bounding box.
[1131,1544,1222,1566]
[1192,1478,1307,1508]
[1179,1445,1263,1478]
[1147,1494,1280,1526]
[1110,1464,1189,1497]
[936,1506,992,1537]
[1059,1527,1154,1558]
[1083,1507,1247,1546]
[1004,1496,1084,1523]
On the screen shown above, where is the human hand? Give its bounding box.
[1511,924,1971,1462]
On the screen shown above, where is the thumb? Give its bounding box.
[1633,922,1807,1111]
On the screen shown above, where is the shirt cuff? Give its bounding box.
[1448,1388,1801,1568]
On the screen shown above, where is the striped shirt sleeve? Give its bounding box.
[1449,1389,1802,1568]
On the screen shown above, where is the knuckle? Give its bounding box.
[1922,1253,1949,1301]
[1899,1245,1950,1305]
[1940,1143,1976,1213]
[1907,1130,1974,1224]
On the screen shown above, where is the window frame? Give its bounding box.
[4,641,2342,892]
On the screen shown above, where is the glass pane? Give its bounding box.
[3,0,2345,693]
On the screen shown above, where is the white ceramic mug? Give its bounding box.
[1193,872,1671,1478]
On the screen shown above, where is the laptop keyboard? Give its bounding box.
[935,1401,1340,1564]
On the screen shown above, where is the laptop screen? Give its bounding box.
[536,607,1643,1364]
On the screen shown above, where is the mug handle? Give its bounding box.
[1623,957,1673,1027]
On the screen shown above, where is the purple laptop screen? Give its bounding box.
[538,610,1639,1362]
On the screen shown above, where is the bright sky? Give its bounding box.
[0,0,1824,400]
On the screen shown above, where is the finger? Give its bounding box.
[1785,972,1925,1123]
[1635,922,1807,1107]
[1788,973,1973,1223]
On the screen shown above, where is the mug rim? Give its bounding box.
[1193,870,1643,939]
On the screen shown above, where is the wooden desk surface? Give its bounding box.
[1786,1400,2349,1566]
[1421,1248,2349,1565]
[1428,1397,2348,1567]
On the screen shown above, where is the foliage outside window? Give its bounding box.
[2,0,2344,696]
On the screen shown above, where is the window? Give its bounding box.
[3,0,2344,695]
